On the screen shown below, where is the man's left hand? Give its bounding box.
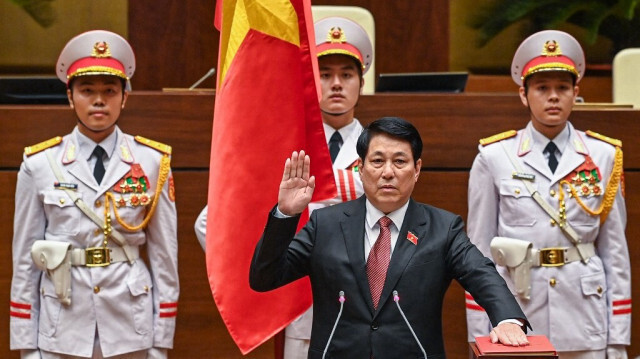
[490,322,529,346]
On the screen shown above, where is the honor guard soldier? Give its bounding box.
[10,30,179,359]
[465,30,631,358]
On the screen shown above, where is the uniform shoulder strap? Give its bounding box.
[585,130,622,148]
[24,136,63,156]
[134,135,172,155]
[479,130,517,146]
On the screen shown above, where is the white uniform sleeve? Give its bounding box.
[595,175,631,345]
[465,150,499,341]
[10,158,45,350]
[194,206,208,251]
[145,169,179,348]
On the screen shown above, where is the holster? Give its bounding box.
[31,240,72,305]
[490,236,533,300]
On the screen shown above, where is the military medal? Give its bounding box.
[112,163,151,207]
[563,156,602,197]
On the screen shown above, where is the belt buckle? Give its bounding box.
[85,247,111,267]
[539,247,566,267]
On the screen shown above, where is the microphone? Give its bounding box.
[189,67,216,90]
[393,290,428,359]
[322,290,345,359]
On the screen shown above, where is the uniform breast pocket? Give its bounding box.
[42,190,81,235]
[499,179,537,226]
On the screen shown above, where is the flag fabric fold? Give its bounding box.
[207,0,336,353]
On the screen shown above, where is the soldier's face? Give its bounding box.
[519,71,578,139]
[318,54,364,130]
[67,75,128,143]
[359,134,421,214]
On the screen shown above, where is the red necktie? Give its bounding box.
[367,216,393,309]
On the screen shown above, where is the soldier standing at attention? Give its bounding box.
[9,30,179,359]
[465,30,631,358]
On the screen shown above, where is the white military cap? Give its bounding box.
[511,30,585,86]
[56,30,136,85]
[315,16,373,75]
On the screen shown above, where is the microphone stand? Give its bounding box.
[322,291,345,359]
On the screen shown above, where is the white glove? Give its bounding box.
[20,349,41,359]
[147,347,168,359]
[606,345,628,359]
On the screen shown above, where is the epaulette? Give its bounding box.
[24,136,63,156]
[479,130,517,146]
[134,135,172,155]
[586,130,622,148]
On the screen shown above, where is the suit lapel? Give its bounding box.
[341,197,374,314]
[374,199,425,318]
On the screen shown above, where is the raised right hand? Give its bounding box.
[278,150,315,216]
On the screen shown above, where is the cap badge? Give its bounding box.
[542,40,562,57]
[91,41,112,58]
[327,26,346,44]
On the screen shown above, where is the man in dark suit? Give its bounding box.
[250,117,529,358]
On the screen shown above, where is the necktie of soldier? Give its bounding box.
[367,216,393,309]
[544,141,559,173]
[328,131,343,164]
[92,145,106,184]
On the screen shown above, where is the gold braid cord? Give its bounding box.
[558,147,623,224]
[106,154,171,231]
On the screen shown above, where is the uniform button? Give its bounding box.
[549,278,557,287]
[597,286,603,294]
[370,322,379,331]
[94,286,100,294]
[41,288,45,295]
[94,228,101,236]
[550,189,556,197]
[514,188,521,195]
[144,285,149,293]
[59,198,65,205]
[95,200,102,208]
[550,219,556,227]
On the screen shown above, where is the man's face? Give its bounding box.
[67,75,128,143]
[359,133,421,214]
[318,54,363,129]
[519,71,578,139]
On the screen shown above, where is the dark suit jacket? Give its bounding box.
[250,196,527,359]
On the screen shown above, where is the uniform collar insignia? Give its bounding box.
[62,141,76,164]
[572,132,589,155]
[119,137,134,164]
[518,133,532,156]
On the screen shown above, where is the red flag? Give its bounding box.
[206,0,336,354]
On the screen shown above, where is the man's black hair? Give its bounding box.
[356,117,423,164]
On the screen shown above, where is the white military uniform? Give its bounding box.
[465,121,631,353]
[10,126,179,357]
[284,119,364,357]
